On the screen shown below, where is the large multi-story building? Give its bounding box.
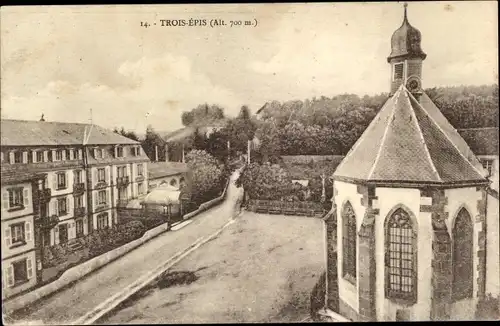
[1,119,149,299]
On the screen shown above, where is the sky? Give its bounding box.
[0,2,498,134]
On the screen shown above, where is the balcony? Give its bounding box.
[41,214,60,229]
[73,182,85,195]
[116,176,130,187]
[136,175,145,182]
[95,180,107,189]
[95,203,109,213]
[74,206,86,217]
[36,188,52,203]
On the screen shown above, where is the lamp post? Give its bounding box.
[321,173,326,203]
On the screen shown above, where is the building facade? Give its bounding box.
[1,170,45,299]
[323,5,499,322]
[1,119,150,299]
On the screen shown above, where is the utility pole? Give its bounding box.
[247,139,251,164]
[155,145,158,162]
[182,144,185,163]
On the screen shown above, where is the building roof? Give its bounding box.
[0,119,140,147]
[148,161,189,179]
[141,185,181,205]
[457,127,499,156]
[387,4,426,62]
[1,169,45,184]
[333,85,488,187]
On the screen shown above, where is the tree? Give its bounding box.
[181,103,225,127]
[141,125,166,161]
[185,150,226,204]
[236,162,292,200]
[113,126,140,141]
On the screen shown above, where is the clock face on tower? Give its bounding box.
[406,76,421,93]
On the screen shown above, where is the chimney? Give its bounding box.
[165,143,169,162]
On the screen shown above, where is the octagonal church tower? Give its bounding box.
[324,4,490,322]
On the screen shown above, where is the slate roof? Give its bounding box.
[1,119,140,146]
[333,85,488,186]
[148,162,189,179]
[1,169,45,184]
[457,127,499,156]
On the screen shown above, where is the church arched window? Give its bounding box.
[452,207,473,301]
[342,201,356,283]
[385,207,417,302]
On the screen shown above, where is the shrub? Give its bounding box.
[476,293,500,320]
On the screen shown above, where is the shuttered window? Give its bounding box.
[385,208,417,302]
[11,222,26,245]
[342,201,357,283]
[8,188,24,209]
[12,259,28,284]
[452,208,474,301]
[57,197,68,216]
[393,63,404,80]
[97,213,109,229]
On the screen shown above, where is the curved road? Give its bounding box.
[10,169,244,325]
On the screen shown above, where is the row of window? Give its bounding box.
[1,148,84,164]
[92,146,142,160]
[1,145,143,165]
[96,164,144,183]
[341,202,474,303]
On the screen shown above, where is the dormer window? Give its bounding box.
[131,147,139,156]
[68,149,74,160]
[54,150,63,161]
[94,148,104,159]
[13,151,23,164]
[393,63,404,81]
[116,146,124,158]
[34,151,44,163]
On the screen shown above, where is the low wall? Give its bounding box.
[183,179,230,220]
[4,221,171,314]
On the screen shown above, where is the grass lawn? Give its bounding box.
[101,212,325,324]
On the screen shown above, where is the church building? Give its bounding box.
[323,4,499,321]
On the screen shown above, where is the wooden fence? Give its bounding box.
[247,199,327,217]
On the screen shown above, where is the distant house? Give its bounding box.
[163,120,229,162]
[148,162,190,191]
[143,162,192,218]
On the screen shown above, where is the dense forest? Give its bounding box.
[116,84,498,161]
[255,84,499,157]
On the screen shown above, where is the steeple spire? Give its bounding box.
[403,2,408,21]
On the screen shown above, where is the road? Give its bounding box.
[8,170,244,325]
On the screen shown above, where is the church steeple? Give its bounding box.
[388,3,426,97]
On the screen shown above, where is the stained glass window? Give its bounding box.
[452,208,473,301]
[385,208,416,301]
[342,201,357,282]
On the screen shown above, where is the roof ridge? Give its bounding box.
[367,86,402,179]
[403,87,441,181]
[1,118,92,126]
[340,89,397,167]
[407,90,486,179]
